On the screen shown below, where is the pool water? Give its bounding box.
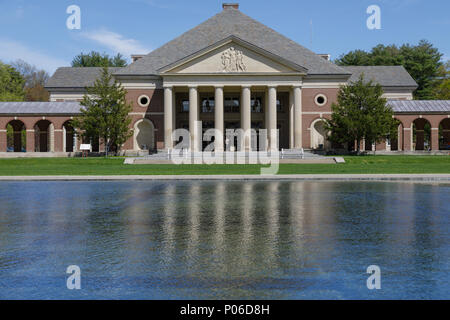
[0,181,448,299]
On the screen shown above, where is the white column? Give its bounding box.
[164,86,173,150]
[241,85,251,151]
[189,86,199,152]
[268,86,278,151]
[73,134,78,152]
[289,89,294,149]
[172,88,176,132]
[214,86,224,152]
[264,90,269,151]
[49,123,55,152]
[63,126,67,152]
[410,123,414,151]
[293,86,302,149]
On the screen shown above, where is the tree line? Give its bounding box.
[0,51,128,103]
[335,40,449,100]
[0,60,49,102]
[1,41,448,103]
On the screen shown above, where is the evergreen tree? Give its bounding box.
[71,51,128,67]
[72,67,133,155]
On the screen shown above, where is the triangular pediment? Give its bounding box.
[158,37,307,75]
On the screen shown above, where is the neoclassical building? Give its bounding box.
[0,3,449,154]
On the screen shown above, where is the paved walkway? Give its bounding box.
[0,174,449,181]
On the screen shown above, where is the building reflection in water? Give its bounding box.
[264,182,280,266]
[213,182,226,270]
[161,184,176,266]
[240,183,253,267]
[1,180,448,299]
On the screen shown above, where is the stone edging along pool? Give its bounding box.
[0,174,449,182]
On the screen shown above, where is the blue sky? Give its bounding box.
[0,0,448,74]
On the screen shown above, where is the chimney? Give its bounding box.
[223,3,239,10]
[318,54,331,61]
[131,55,145,62]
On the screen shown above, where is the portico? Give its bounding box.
[156,31,308,152]
[163,83,303,152]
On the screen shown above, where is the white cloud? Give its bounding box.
[82,29,151,57]
[0,39,68,73]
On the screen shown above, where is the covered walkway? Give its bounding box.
[0,102,81,153]
[388,100,450,151]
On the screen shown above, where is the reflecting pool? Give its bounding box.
[0,181,448,299]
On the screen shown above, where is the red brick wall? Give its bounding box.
[126,89,164,113]
[124,88,164,150]
[302,88,338,113]
[300,88,337,149]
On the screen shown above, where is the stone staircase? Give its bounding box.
[280,148,326,159]
[124,149,345,164]
[139,148,327,160]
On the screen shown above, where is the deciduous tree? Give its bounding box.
[433,60,450,100]
[335,40,443,100]
[0,61,25,101]
[11,59,50,101]
[325,75,396,154]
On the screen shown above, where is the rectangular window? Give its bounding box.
[201,97,215,113]
[276,99,282,112]
[251,97,263,113]
[224,96,240,113]
[276,93,289,113]
[181,100,189,113]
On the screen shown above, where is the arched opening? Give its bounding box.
[63,121,75,152]
[34,120,53,152]
[439,118,450,150]
[412,118,431,151]
[365,139,374,151]
[134,119,155,151]
[390,119,403,151]
[85,135,100,153]
[310,119,330,150]
[6,120,26,152]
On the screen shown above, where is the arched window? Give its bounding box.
[134,119,155,151]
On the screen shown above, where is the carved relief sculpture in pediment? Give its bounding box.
[221,47,247,72]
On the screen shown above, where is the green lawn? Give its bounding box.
[0,156,448,176]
